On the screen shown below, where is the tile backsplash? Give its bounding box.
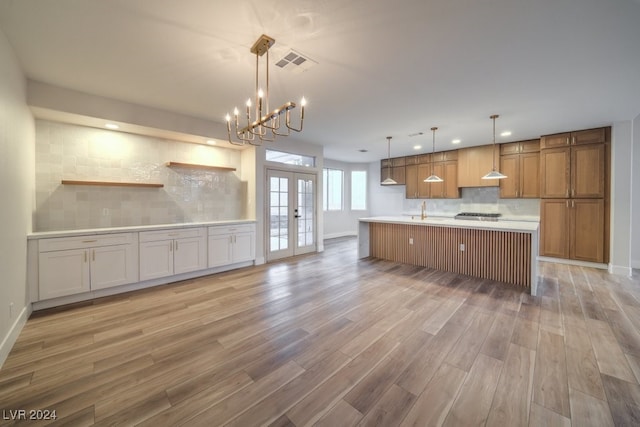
[35,120,247,231]
[402,187,540,218]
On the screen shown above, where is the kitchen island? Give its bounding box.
[358,216,539,295]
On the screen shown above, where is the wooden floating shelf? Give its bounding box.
[166,161,236,172]
[61,180,164,188]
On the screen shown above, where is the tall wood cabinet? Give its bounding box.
[539,127,609,263]
[499,139,540,198]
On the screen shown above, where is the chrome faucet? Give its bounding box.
[421,201,426,220]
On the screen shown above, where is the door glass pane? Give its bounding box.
[269,176,289,251]
[297,177,314,248]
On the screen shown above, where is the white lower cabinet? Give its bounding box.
[208,224,255,268]
[38,233,138,300]
[139,227,207,281]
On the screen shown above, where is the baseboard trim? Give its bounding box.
[537,256,608,270]
[608,264,633,277]
[0,305,30,369]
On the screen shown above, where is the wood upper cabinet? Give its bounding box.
[405,164,419,199]
[540,198,604,262]
[499,140,540,198]
[457,145,500,187]
[540,147,572,198]
[499,154,540,198]
[540,128,607,149]
[572,143,605,198]
[540,143,605,198]
[380,157,406,185]
[428,161,460,198]
[417,164,431,198]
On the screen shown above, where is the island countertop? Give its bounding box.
[358,216,539,233]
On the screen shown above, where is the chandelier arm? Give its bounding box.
[285,108,304,133]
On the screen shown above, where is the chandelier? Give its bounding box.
[226,34,306,146]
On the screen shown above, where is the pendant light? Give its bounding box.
[424,127,444,183]
[482,114,508,180]
[381,136,397,185]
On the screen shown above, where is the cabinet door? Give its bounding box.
[540,199,570,259]
[519,152,540,198]
[499,154,519,198]
[519,140,540,153]
[208,233,232,267]
[381,166,393,184]
[541,133,571,149]
[233,232,256,263]
[90,244,138,290]
[500,142,520,156]
[173,236,207,275]
[39,248,90,299]
[570,199,604,263]
[540,147,570,198]
[391,166,406,185]
[571,143,605,198]
[405,164,418,199]
[457,145,500,187]
[572,128,606,146]
[417,164,431,198]
[428,163,446,198]
[139,240,174,281]
[443,161,460,199]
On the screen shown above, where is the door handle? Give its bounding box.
[175,240,178,251]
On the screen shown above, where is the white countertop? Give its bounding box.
[28,219,257,240]
[359,216,539,232]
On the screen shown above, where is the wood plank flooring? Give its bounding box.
[1,237,640,426]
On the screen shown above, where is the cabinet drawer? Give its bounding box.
[139,227,206,242]
[39,233,136,252]
[208,224,255,236]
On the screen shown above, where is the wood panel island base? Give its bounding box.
[358,217,540,295]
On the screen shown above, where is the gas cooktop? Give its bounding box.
[454,212,501,221]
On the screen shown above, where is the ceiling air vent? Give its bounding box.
[274,49,316,74]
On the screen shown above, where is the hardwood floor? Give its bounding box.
[1,237,640,426]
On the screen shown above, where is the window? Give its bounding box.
[351,170,367,210]
[323,168,343,211]
[266,149,315,167]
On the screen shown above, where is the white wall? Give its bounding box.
[632,113,640,269]
[610,121,634,275]
[323,159,370,239]
[0,28,35,366]
[34,120,246,231]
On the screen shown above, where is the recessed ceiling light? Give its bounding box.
[105,123,119,130]
[452,139,461,144]
[413,145,422,150]
[501,131,512,137]
[206,140,217,145]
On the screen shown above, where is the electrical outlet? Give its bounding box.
[409,238,414,245]
[459,243,465,251]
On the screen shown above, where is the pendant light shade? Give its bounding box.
[482,114,507,180]
[424,127,444,183]
[381,136,397,185]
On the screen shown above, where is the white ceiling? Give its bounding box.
[1,0,639,162]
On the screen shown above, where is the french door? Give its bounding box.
[267,169,317,261]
